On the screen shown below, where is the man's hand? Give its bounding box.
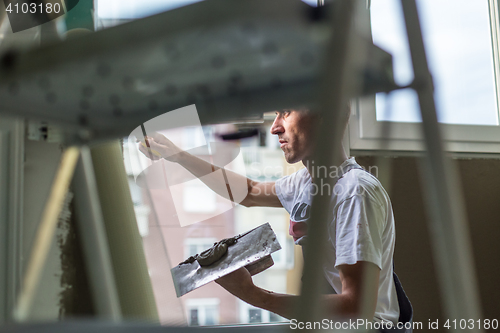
[216,267,295,319]
[215,267,255,299]
[137,132,183,162]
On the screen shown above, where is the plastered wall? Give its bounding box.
[356,156,500,330]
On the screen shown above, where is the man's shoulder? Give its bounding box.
[336,168,388,205]
[275,166,309,192]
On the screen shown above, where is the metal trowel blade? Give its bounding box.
[170,222,281,297]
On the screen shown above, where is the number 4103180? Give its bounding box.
[443,319,498,330]
[5,2,62,15]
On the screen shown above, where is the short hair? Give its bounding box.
[280,103,351,128]
[279,107,310,114]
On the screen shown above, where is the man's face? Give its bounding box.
[270,110,315,164]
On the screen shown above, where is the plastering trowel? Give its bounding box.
[171,223,281,297]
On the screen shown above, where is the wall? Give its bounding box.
[356,156,500,330]
[23,140,94,321]
[23,140,64,321]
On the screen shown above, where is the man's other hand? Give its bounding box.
[215,267,255,299]
[137,132,183,162]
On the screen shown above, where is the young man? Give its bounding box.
[139,109,411,330]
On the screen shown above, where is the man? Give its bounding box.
[139,108,411,330]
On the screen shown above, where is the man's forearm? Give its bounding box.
[174,151,252,203]
[216,267,367,320]
[230,284,355,320]
[226,283,298,319]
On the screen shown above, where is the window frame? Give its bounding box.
[348,0,500,156]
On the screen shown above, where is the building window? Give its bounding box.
[239,301,286,324]
[248,309,262,323]
[184,238,217,259]
[185,298,220,326]
[189,309,199,326]
[269,312,283,322]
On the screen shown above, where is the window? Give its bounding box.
[239,301,285,324]
[349,0,500,154]
[184,238,216,259]
[185,298,220,326]
[248,309,262,323]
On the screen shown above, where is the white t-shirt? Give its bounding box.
[275,157,400,324]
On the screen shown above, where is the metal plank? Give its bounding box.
[401,0,483,326]
[0,0,394,144]
[72,147,121,320]
[295,0,367,324]
[0,117,24,324]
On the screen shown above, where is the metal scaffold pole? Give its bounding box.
[73,147,122,320]
[401,0,483,327]
[297,0,366,325]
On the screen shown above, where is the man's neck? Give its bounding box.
[302,146,349,181]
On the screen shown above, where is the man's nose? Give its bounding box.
[270,116,283,135]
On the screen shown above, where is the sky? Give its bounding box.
[372,0,498,125]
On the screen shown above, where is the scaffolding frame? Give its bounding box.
[0,0,485,331]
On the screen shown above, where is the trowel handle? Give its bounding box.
[245,255,274,276]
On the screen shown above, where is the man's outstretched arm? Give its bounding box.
[138,132,282,208]
[215,261,380,320]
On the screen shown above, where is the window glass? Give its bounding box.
[249,309,262,323]
[204,306,218,325]
[185,238,216,258]
[270,312,283,322]
[238,301,286,324]
[371,0,498,125]
[189,309,199,326]
[185,298,220,326]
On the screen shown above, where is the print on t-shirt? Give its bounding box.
[289,202,310,241]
